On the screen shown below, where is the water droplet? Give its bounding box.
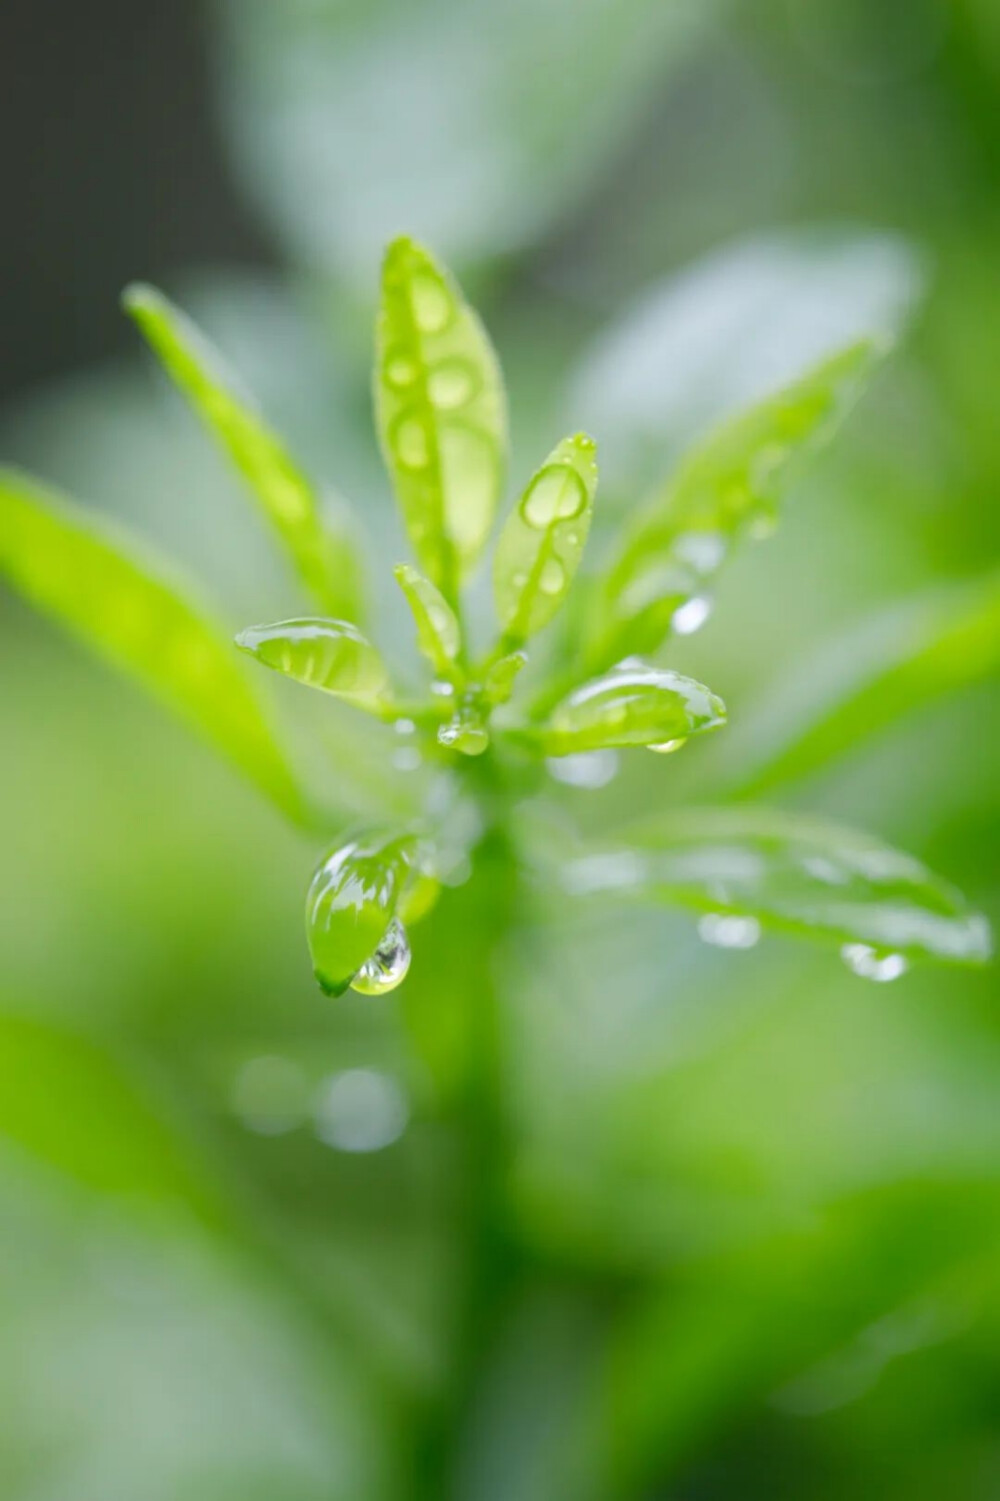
[672,595,712,636]
[350,918,412,995]
[521,465,587,528]
[647,738,687,755]
[673,531,727,576]
[392,746,422,772]
[698,913,762,950]
[384,349,418,390]
[394,717,416,736]
[410,273,453,334]
[437,715,489,757]
[547,750,619,788]
[314,1068,408,1153]
[431,678,455,697]
[232,1055,308,1136]
[427,359,476,410]
[539,557,565,595]
[392,416,430,469]
[841,943,908,983]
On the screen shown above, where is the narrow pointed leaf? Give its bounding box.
[236,617,390,713]
[306,830,422,996]
[591,340,880,667]
[538,663,725,756]
[0,469,304,819]
[559,807,992,967]
[123,283,362,620]
[482,650,528,707]
[494,433,598,646]
[374,237,507,597]
[723,572,1000,795]
[394,563,462,679]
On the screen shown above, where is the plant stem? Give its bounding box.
[409,783,524,1498]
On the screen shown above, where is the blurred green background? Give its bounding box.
[1,2,999,1497]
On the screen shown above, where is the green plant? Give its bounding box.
[1,237,988,999]
[0,236,992,1497]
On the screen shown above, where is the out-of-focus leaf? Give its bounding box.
[0,469,305,821]
[0,1011,220,1219]
[215,0,711,281]
[719,572,1000,794]
[569,231,922,481]
[374,237,507,599]
[306,830,424,996]
[587,340,880,669]
[236,617,390,714]
[482,650,528,707]
[394,563,462,680]
[561,1185,1000,1501]
[494,434,598,646]
[558,806,992,966]
[123,283,362,620]
[535,663,725,756]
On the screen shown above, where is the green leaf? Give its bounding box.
[559,806,992,967]
[123,282,362,620]
[306,830,425,996]
[590,340,881,667]
[721,572,1000,795]
[0,1010,220,1220]
[0,469,305,821]
[235,617,390,713]
[394,563,463,680]
[494,433,598,646]
[374,237,507,598]
[482,649,528,707]
[537,662,725,756]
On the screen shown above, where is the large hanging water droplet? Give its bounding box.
[520,465,587,528]
[384,348,418,390]
[672,595,713,636]
[350,918,412,995]
[841,943,908,982]
[698,913,762,950]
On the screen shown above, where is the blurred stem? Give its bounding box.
[410,760,523,1498]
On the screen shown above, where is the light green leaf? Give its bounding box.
[0,469,305,821]
[123,282,362,620]
[494,433,598,646]
[482,649,528,707]
[559,807,991,967]
[235,617,390,713]
[394,563,462,680]
[0,1010,220,1220]
[721,572,1000,795]
[374,237,507,598]
[537,662,725,756]
[590,340,881,667]
[306,830,426,996]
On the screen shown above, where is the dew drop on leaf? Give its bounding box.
[410,273,453,334]
[841,943,908,982]
[698,913,762,950]
[647,738,687,755]
[520,465,588,528]
[539,557,565,595]
[392,416,431,470]
[427,360,477,410]
[350,918,412,995]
